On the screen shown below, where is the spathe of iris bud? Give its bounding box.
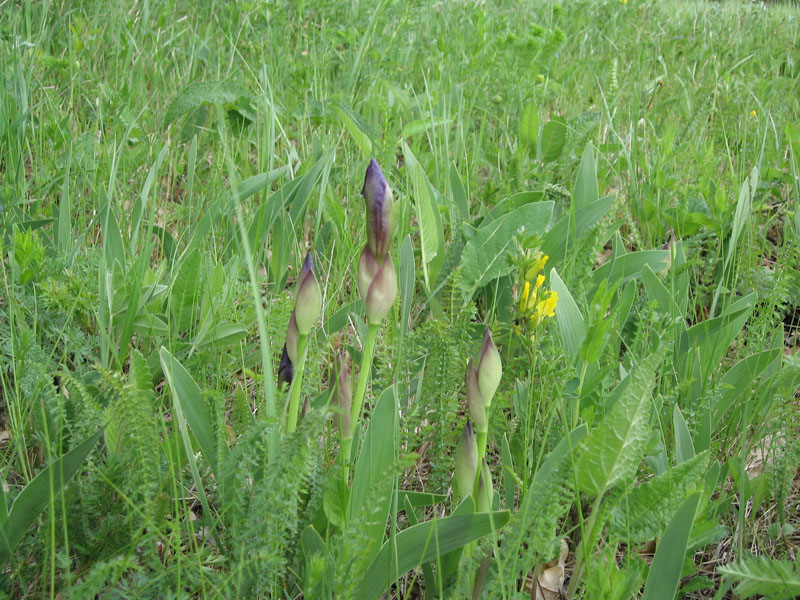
[466,360,487,432]
[454,420,479,502]
[331,350,353,439]
[357,245,398,324]
[294,251,322,335]
[476,459,493,514]
[362,158,393,263]
[477,327,502,409]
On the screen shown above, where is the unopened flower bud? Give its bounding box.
[476,459,493,513]
[477,327,502,408]
[357,244,397,324]
[362,159,393,262]
[331,350,353,439]
[454,420,479,502]
[466,360,487,432]
[286,311,299,364]
[294,251,322,335]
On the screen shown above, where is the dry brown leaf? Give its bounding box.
[531,539,568,600]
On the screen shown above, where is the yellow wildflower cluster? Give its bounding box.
[518,252,558,334]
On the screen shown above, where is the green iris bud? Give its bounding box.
[357,244,398,324]
[294,251,322,335]
[466,359,487,432]
[477,327,502,409]
[476,459,493,514]
[454,419,479,502]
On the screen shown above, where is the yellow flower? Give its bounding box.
[750,110,757,117]
[525,252,549,282]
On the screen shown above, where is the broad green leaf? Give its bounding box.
[403,143,444,288]
[642,264,679,318]
[641,493,702,600]
[713,349,781,427]
[337,106,373,156]
[679,294,755,383]
[609,451,709,543]
[398,235,414,338]
[573,142,598,210]
[541,117,567,163]
[459,201,554,293]
[163,81,253,128]
[673,405,695,464]
[550,268,586,362]
[159,347,219,474]
[541,195,614,268]
[301,525,329,563]
[577,348,665,496]
[235,166,291,202]
[449,164,470,223]
[361,509,511,600]
[519,103,539,155]
[130,142,168,255]
[592,250,670,288]
[195,322,248,349]
[348,387,397,555]
[710,166,759,317]
[0,428,103,562]
[169,249,203,332]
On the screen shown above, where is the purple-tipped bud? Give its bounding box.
[357,245,398,324]
[278,343,293,386]
[477,328,502,408]
[294,251,322,335]
[454,420,479,501]
[476,459,493,513]
[331,350,353,439]
[466,359,487,432]
[362,159,394,262]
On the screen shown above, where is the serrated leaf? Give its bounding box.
[720,554,800,599]
[609,451,709,542]
[577,348,665,497]
[459,201,554,293]
[163,81,253,128]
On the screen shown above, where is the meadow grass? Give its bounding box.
[1,0,799,598]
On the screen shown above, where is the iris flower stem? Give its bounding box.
[341,323,380,481]
[286,334,309,434]
[473,430,488,497]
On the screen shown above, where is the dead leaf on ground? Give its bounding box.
[526,538,569,600]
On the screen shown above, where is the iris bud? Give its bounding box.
[294,251,322,335]
[357,244,398,324]
[454,420,479,502]
[277,343,293,386]
[477,327,502,408]
[476,460,493,513]
[466,359,487,432]
[362,159,393,262]
[331,350,353,439]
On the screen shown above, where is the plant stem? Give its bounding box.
[285,333,309,434]
[349,323,380,431]
[567,488,605,597]
[342,323,380,481]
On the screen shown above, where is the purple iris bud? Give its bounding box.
[361,159,394,262]
[278,343,293,386]
[294,251,322,335]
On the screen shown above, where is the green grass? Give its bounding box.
[1,0,800,598]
